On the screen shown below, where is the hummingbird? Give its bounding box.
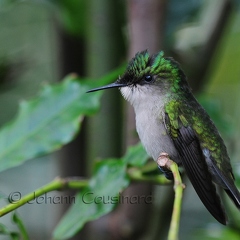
[87,50,240,224]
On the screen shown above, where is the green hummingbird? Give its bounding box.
[87,50,240,224]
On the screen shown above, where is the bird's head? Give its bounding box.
[87,50,188,104]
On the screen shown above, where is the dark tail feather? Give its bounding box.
[211,163,240,209]
[225,189,240,209]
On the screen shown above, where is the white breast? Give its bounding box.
[120,85,179,161]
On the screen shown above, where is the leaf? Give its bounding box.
[12,213,29,240]
[0,65,124,173]
[0,223,10,234]
[40,0,88,36]
[53,140,151,239]
[124,142,149,167]
[53,159,129,240]
[56,0,88,36]
[0,222,19,240]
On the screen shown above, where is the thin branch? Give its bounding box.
[157,153,185,240]
[0,163,172,218]
[127,166,171,185]
[0,177,88,217]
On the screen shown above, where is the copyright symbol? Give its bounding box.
[8,192,21,203]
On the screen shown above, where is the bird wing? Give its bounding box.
[206,154,240,209]
[164,112,227,224]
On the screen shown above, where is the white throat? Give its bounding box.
[120,85,178,161]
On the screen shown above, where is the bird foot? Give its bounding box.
[157,152,172,169]
[157,152,186,189]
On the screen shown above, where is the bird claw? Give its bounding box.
[157,152,172,169]
[157,152,185,189]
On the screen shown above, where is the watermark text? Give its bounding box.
[8,192,75,204]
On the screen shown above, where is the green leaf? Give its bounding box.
[56,0,88,36]
[12,213,29,240]
[0,223,10,234]
[0,222,19,240]
[0,65,124,173]
[124,142,149,167]
[53,159,129,240]
[0,76,85,171]
[53,140,151,239]
[41,0,88,36]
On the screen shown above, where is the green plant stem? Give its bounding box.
[156,154,184,240]
[168,160,184,240]
[0,177,88,217]
[127,167,171,185]
[0,164,172,218]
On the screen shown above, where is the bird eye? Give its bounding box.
[144,75,153,83]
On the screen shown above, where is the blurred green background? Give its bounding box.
[0,0,240,239]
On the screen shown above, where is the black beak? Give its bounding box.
[87,82,128,93]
